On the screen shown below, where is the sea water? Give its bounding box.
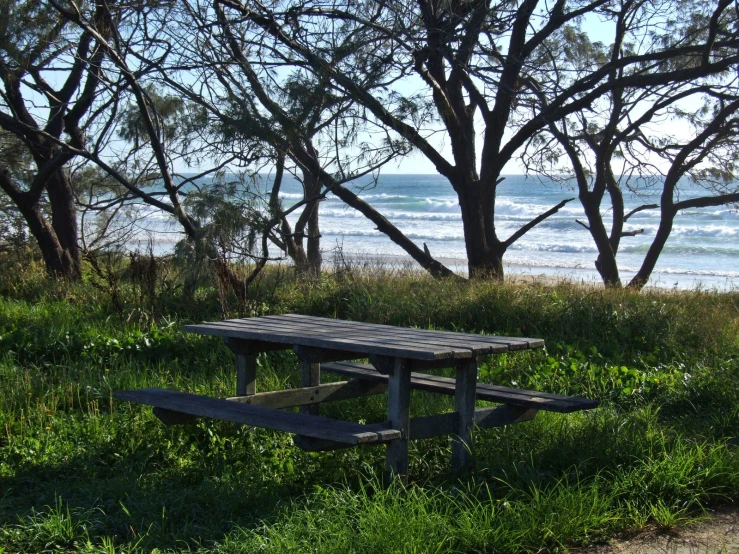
[129,174,739,290]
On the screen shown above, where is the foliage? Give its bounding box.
[0,263,738,552]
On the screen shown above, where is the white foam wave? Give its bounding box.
[322,229,465,241]
[321,209,462,222]
[671,224,739,238]
[509,243,598,254]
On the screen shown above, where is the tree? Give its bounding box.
[221,0,739,279]
[524,0,739,287]
[47,0,268,298]
[0,0,110,279]
[149,0,458,278]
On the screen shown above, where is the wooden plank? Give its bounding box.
[236,352,257,397]
[195,315,523,359]
[197,313,544,355]
[271,314,545,350]
[300,358,321,416]
[228,380,387,409]
[153,406,199,426]
[151,380,387,425]
[293,345,362,364]
[321,362,599,413]
[225,337,289,354]
[385,358,412,483]
[475,405,539,428]
[258,315,509,355]
[452,359,477,472]
[298,406,540,450]
[115,388,401,444]
[184,321,454,360]
[218,318,475,359]
[409,412,457,440]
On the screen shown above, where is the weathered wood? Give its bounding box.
[225,338,258,396]
[300,359,321,416]
[186,313,544,361]
[228,380,387,409]
[225,337,289,354]
[236,352,257,397]
[321,362,599,413]
[298,406,541,450]
[475,405,538,428]
[256,317,502,356]
[184,320,457,360]
[452,359,477,472]
[386,358,412,484]
[231,318,474,358]
[409,412,457,440]
[293,345,361,364]
[268,314,545,350]
[115,388,401,444]
[153,406,199,426]
[368,354,395,375]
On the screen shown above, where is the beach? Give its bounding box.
[128,173,739,291]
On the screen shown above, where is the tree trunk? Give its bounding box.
[305,200,321,275]
[46,170,81,279]
[18,201,70,277]
[0,167,80,280]
[581,191,621,287]
[294,168,322,277]
[628,205,676,290]
[457,182,505,280]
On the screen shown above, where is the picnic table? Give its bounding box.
[116,314,598,482]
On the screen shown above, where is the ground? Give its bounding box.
[580,507,739,554]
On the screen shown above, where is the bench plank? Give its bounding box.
[297,405,541,451]
[322,362,599,413]
[115,388,400,444]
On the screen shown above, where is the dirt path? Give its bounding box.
[578,508,739,554]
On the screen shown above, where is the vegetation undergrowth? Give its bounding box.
[1,257,738,553]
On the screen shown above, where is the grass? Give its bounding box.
[1,257,738,552]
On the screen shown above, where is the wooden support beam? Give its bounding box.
[293,345,360,364]
[225,338,259,397]
[225,337,288,354]
[299,358,321,416]
[153,406,199,426]
[385,358,412,484]
[228,380,387,409]
[476,405,538,428]
[452,359,478,472]
[236,352,257,397]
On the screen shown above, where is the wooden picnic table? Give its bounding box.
[116,314,598,482]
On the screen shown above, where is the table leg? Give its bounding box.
[386,357,411,484]
[235,352,257,397]
[300,359,321,416]
[452,358,477,472]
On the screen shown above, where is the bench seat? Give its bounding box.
[115,388,400,445]
[321,361,598,413]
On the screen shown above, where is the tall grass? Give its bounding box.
[1,259,738,552]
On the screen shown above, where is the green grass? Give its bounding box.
[1,259,738,552]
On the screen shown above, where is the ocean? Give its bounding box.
[131,174,739,290]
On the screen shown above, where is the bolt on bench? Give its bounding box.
[115,314,599,482]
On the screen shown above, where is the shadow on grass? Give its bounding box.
[0,442,299,552]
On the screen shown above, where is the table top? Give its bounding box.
[184,314,544,361]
